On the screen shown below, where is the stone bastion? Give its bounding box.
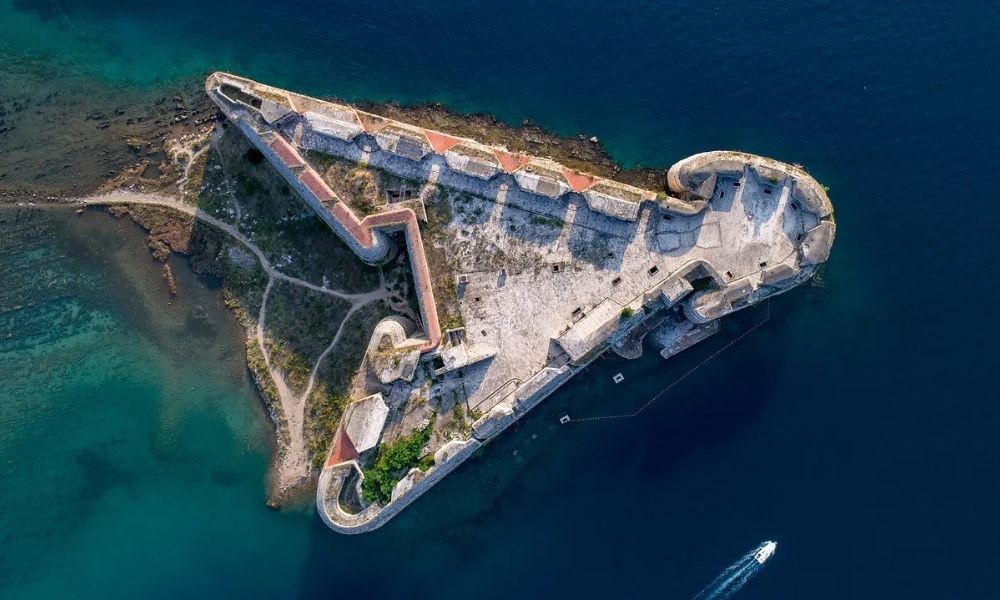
[203,72,836,534]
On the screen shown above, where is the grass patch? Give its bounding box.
[421,192,463,333]
[210,128,382,292]
[263,280,351,396]
[529,214,563,229]
[305,301,395,466]
[307,393,350,469]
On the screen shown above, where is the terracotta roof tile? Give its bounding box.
[494,150,530,173]
[326,427,359,466]
[563,168,597,193]
[268,136,305,169]
[423,129,462,154]
[299,169,335,202]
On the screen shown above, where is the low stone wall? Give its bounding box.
[667,150,834,219]
[512,366,573,414]
[317,439,482,534]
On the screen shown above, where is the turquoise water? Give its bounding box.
[0,209,294,596]
[2,0,1000,597]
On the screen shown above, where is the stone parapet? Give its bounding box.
[205,72,711,223]
[667,150,834,220]
[800,221,836,265]
[317,439,482,534]
[471,405,516,439]
[513,366,573,414]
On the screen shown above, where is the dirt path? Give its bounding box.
[173,139,210,196]
[78,189,385,497]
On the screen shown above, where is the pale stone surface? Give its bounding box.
[556,299,625,362]
[800,221,836,265]
[343,394,389,454]
[365,317,422,384]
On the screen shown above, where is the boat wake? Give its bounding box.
[692,541,775,600]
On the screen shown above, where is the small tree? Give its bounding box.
[621,306,635,319]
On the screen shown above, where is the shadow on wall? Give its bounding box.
[642,205,707,259]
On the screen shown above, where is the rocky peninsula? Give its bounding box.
[203,73,835,532]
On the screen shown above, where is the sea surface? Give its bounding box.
[1,0,999,598]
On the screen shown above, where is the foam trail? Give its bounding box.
[692,543,770,600]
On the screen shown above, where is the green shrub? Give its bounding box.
[361,420,434,505]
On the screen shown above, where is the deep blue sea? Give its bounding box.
[2,0,999,597]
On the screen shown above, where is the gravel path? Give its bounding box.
[78,189,385,496]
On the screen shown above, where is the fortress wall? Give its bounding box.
[310,130,577,220]
[513,366,573,414]
[210,83,440,350]
[209,73,836,533]
[207,72,715,223]
[472,405,516,439]
[224,113,394,264]
[297,126,586,226]
[363,143,436,181]
[435,165,507,200]
[667,151,833,219]
[318,439,482,534]
[298,128,365,163]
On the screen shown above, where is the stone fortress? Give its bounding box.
[206,72,835,533]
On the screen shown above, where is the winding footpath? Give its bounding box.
[77,189,385,495]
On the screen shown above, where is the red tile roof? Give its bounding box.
[423,129,462,154]
[326,426,359,466]
[330,201,372,246]
[563,168,597,193]
[494,150,530,173]
[299,169,335,203]
[268,136,305,169]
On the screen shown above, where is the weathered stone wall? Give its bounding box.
[218,104,395,265]
[317,438,482,534]
[667,150,834,219]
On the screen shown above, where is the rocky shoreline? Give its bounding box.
[1,64,664,203]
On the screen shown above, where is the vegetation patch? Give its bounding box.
[360,418,435,505]
[262,280,351,396]
[187,220,268,318]
[306,392,350,469]
[305,301,395,466]
[121,204,194,260]
[421,192,463,332]
[208,128,382,292]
